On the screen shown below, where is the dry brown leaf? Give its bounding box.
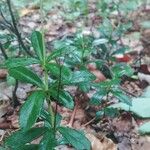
[86,133,117,150]
[87,63,106,82]
[138,73,150,84]
[0,69,7,79]
[19,8,35,17]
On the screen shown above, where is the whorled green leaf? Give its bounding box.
[58,127,91,150]
[5,127,47,149]
[9,66,44,88]
[112,89,132,106]
[51,90,74,109]
[139,122,150,135]
[4,58,39,69]
[20,91,45,129]
[31,31,44,61]
[39,130,57,150]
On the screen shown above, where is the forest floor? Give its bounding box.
[0,1,150,150]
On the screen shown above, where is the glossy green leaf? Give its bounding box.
[47,48,66,62]
[139,122,150,135]
[20,91,45,129]
[70,70,96,84]
[90,91,107,105]
[93,78,120,88]
[58,127,91,150]
[40,110,62,128]
[5,127,47,149]
[31,31,44,61]
[4,58,39,69]
[112,63,133,77]
[93,38,108,46]
[9,66,44,88]
[112,89,132,106]
[15,144,39,150]
[51,90,74,109]
[39,130,57,150]
[46,63,72,83]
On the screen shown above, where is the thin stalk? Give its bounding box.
[54,64,62,130]
[39,0,55,129]
[0,42,20,107]
[47,99,55,128]
[6,0,32,56]
[0,42,8,60]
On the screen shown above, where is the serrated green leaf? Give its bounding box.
[139,122,150,135]
[15,144,39,150]
[112,89,132,106]
[58,127,91,150]
[40,109,62,128]
[90,91,107,105]
[93,38,108,46]
[70,70,96,84]
[46,63,72,83]
[31,31,44,61]
[9,66,44,88]
[112,63,133,77]
[5,128,47,149]
[39,130,56,150]
[47,48,66,62]
[4,58,39,69]
[51,90,74,109]
[20,91,45,129]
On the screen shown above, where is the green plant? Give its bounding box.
[1,30,93,149]
[1,0,148,148]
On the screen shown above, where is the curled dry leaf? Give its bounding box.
[86,133,117,150]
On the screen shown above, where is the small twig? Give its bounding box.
[82,117,96,127]
[120,86,137,97]
[68,100,78,127]
[12,80,20,107]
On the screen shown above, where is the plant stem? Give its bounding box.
[0,42,8,60]
[6,0,32,56]
[0,42,20,107]
[39,0,55,129]
[47,99,55,128]
[54,64,62,130]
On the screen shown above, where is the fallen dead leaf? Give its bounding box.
[0,69,7,79]
[86,133,117,150]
